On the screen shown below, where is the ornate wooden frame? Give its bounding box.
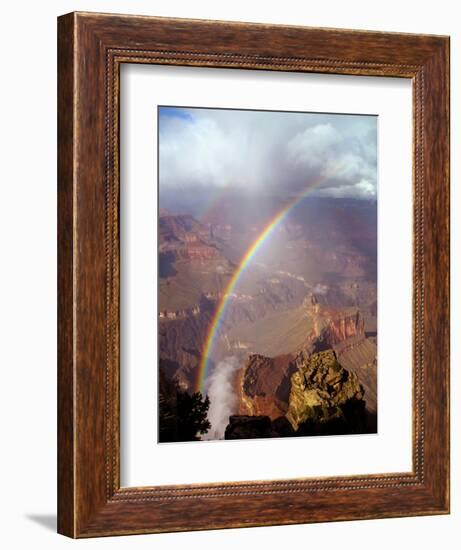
[57,12,450,537]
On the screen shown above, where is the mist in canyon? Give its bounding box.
[202,357,241,440]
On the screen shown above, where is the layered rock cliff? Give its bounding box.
[237,353,296,420]
[159,214,229,264]
[315,310,365,349]
[226,349,368,439]
[159,296,215,390]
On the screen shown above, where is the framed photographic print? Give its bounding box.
[58,12,450,537]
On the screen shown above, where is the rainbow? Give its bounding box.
[196,170,341,393]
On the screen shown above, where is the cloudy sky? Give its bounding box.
[158,106,377,200]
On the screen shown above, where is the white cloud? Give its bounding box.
[287,123,341,168]
[316,178,377,199]
[159,108,377,199]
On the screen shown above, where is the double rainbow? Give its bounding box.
[195,170,341,393]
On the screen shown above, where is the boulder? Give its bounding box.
[286,349,366,435]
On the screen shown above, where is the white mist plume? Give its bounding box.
[203,356,241,440]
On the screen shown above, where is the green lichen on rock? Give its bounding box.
[286,349,365,432]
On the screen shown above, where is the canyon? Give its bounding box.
[158,195,378,439]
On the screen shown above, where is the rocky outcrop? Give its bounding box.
[158,297,215,390]
[237,354,296,420]
[227,349,369,439]
[286,349,366,434]
[311,309,365,351]
[312,310,377,417]
[159,213,204,243]
[235,308,370,420]
[159,214,226,264]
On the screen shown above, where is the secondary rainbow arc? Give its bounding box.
[195,170,341,393]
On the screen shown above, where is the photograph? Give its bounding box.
[158,106,378,442]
